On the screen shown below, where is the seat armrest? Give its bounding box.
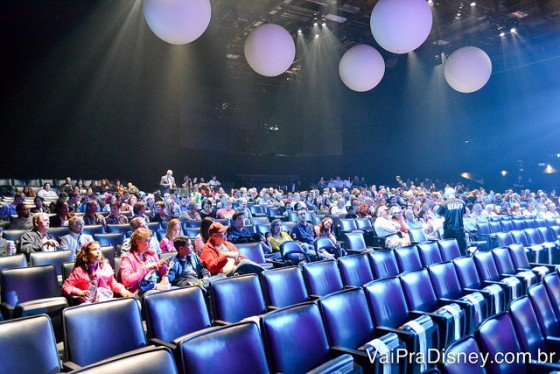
[0,302,15,320]
[149,337,177,351]
[212,319,229,326]
[63,361,81,371]
[307,353,355,374]
[331,346,375,371]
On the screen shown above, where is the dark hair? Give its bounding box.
[133,202,145,215]
[232,211,244,221]
[173,235,191,251]
[200,217,215,243]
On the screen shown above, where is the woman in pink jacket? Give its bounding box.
[62,241,134,303]
[120,227,169,294]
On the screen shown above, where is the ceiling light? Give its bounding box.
[297,28,302,35]
[470,2,476,6]
[510,27,517,34]
[314,33,320,39]
[499,31,506,37]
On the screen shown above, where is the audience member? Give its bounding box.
[0,193,25,216]
[37,183,58,199]
[313,217,342,258]
[194,217,214,255]
[216,200,235,219]
[121,217,161,254]
[49,201,73,227]
[120,227,168,294]
[83,200,107,230]
[373,206,410,248]
[289,208,323,261]
[180,202,201,221]
[199,199,216,219]
[106,202,129,225]
[166,236,212,287]
[8,203,33,230]
[62,241,133,303]
[60,216,94,255]
[160,219,181,252]
[18,213,59,260]
[152,201,169,223]
[31,196,49,214]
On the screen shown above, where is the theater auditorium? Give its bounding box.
[1,0,560,373]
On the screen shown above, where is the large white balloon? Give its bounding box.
[244,24,296,77]
[444,46,492,93]
[370,0,433,54]
[144,0,211,45]
[339,45,385,92]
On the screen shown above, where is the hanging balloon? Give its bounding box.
[339,45,385,92]
[144,0,211,45]
[444,46,492,93]
[244,24,296,77]
[370,0,433,54]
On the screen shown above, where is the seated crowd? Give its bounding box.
[1,174,560,301]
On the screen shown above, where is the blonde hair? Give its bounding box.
[130,227,152,252]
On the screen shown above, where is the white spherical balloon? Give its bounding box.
[444,46,492,93]
[244,24,296,77]
[370,0,433,54]
[339,45,385,92]
[144,0,211,45]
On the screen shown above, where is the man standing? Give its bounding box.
[437,187,467,256]
[160,170,176,194]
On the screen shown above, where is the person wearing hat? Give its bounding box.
[437,187,467,256]
[389,206,409,236]
[200,222,264,276]
[373,206,409,248]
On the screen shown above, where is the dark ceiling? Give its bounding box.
[209,0,560,82]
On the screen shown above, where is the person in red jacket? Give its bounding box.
[200,222,244,275]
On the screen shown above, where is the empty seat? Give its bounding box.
[63,298,147,368]
[209,273,268,324]
[508,243,555,279]
[543,272,560,319]
[510,230,546,263]
[344,231,372,254]
[474,251,524,301]
[302,259,344,297]
[261,301,356,374]
[408,227,430,244]
[364,277,439,372]
[495,231,515,247]
[437,239,462,262]
[179,321,269,374]
[3,229,30,243]
[94,233,125,254]
[500,219,514,233]
[235,242,272,269]
[528,283,560,339]
[262,266,309,309]
[0,253,27,287]
[29,250,75,282]
[400,269,468,347]
[337,253,374,288]
[512,219,526,231]
[47,226,71,240]
[491,247,538,287]
[314,237,342,258]
[107,224,131,234]
[83,225,105,236]
[417,241,444,267]
[0,314,62,373]
[440,336,486,374]
[143,287,211,347]
[453,256,505,314]
[319,288,407,373]
[337,218,358,236]
[368,249,400,279]
[394,245,423,272]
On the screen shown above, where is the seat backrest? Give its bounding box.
[476,312,525,374]
[262,266,309,308]
[543,272,560,319]
[491,247,516,274]
[62,261,74,283]
[147,221,161,232]
[338,218,358,233]
[344,231,367,251]
[524,219,537,229]
[210,274,266,323]
[488,221,503,234]
[510,230,529,246]
[428,261,463,299]
[280,241,310,264]
[0,314,61,373]
[64,298,147,366]
[302,259,344,297]
[72,346,178,374]
[500,219,514,233]
[369,249,400,279]
[179,321,269,374]
[338,254,374,288]
[2,229,30,242]
[509,295,546,356]
[94,233,125,252]
[440,336,486,374]
[524,228,543,245]
[512,219,526,231]
[47,226,71,240]
[107,224,131,234]
[417,241,443,267]
[355,217,373,231]
[408,228,429,243]
[30,250,75,277]
[185,227,201,238]
[83,225,105,236]
[394,245,423,273]
[143,287,211,343]
[537,227,555,243]
[527,283,560,338]
[281,221,297,233]
[534,218,547,228]
[364,277,411,328]
[453,256,483,289]
[1,265,60,306]
[476,221,490,235]
[236,242,266,264]
[437,239,462,262]
[495,232,514,247]
[252,216,270,226]
[507,243,531,269]
[473,251,500,282]
[318,288,374,349]
[256,223,271,236]
[314,237,336,253]
[0,253,28,281]
[399,269,439,312]
[261,302,333,374]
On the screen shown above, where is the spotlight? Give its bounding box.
[313,17,318,26]
[470,1,476,6]
[428,0,434,5]
[322,21,326,27]
[501,170,508,177]
[314,33,320,39]
[510,27,517,34]
[297,28,302,35]
[499,31,506,37]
